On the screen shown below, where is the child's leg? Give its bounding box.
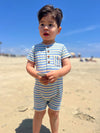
[48,108,59,133]
[33,110,46,133]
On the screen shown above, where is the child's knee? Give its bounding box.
[34,110,46,119]
[48,108,59,118]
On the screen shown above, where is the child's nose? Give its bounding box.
[44,25,48,30]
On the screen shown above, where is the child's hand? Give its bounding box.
[39,75,49,85]
[46,70,59,83]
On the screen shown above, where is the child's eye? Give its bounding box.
[40,23,44,26]
[49,24,53,27]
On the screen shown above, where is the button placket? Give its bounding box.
[46,47,50,64]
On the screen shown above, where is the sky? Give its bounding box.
[0,0,100,57]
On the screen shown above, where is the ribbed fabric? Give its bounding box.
[27,42,71,111]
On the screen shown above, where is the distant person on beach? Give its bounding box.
[89,56,96,62]
[85,56,97,62]
[26,5,71,133]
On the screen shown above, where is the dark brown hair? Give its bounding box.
[38,5,63,27]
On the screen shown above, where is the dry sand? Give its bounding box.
[0,56,100,133]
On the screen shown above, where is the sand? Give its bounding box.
[0,56,100,133]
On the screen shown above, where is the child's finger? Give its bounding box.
[49,78,55,83]
[48,75,54,80]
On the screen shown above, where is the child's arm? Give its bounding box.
[26,60,39,79]
[47,58,71,83]
[26,60,49,85]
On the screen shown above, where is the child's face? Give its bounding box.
[38,15,61,44]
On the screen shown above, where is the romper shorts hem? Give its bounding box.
[34,106,60,111]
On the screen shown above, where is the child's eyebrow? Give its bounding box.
[48,21,54,23]
[39,20,44,23]
[40,20,54,23]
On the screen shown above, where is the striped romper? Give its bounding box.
[27,42,71,111]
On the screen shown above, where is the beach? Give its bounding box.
[0,56,100,133]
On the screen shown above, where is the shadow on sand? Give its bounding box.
[15,119,51,133]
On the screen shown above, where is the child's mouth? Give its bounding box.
[43,33,49,36]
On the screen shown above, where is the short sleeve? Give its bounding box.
[61,45,71,59]
[27,46,35,62]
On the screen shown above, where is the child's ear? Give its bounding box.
[57,26,62,34]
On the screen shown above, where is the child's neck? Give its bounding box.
[42,40,55,45]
